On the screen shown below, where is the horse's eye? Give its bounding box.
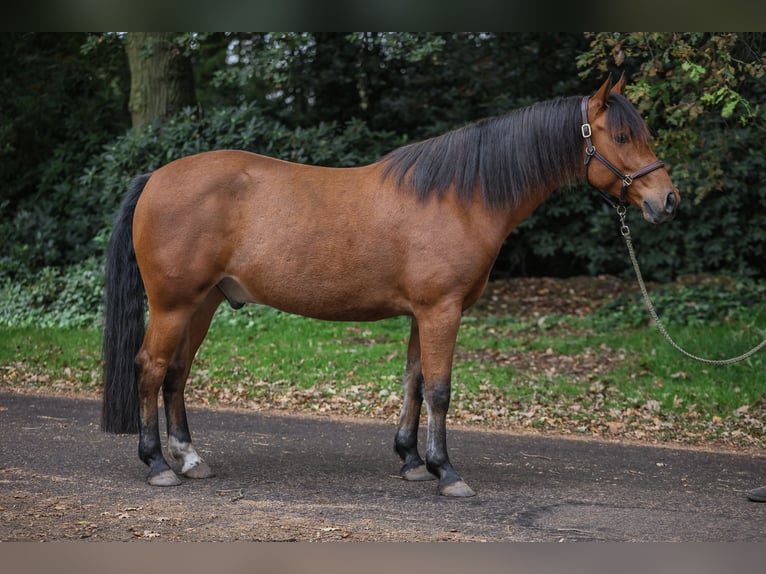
[615,133,630,144]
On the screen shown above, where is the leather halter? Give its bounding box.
[580,96,665,209]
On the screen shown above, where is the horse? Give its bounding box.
[101,76,679,497]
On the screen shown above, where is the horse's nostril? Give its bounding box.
[665,191,678,213]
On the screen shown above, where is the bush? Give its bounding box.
[84,103,403,243]
[2,87,765,329]
[590,274,766,329]
[0,257,105,328]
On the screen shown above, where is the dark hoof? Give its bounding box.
[402,464,437,482]
[748,487,766,502]
[439,480,476,497]
[147,469,182,487]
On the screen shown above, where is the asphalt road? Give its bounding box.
[1,391,765,541]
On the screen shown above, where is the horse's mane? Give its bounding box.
[381,93,649,209]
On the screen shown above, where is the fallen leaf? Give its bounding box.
[606,421,625,434]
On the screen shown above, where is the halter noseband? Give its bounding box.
[580,96,665,210]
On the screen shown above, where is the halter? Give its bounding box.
[580,96,665,210]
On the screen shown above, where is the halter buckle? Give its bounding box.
[622,174,633,187]
[581,124,592,139]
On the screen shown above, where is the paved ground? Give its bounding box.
[1,391,765,541]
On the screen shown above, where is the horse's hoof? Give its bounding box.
[402,465,437,482]
[183,461,215,479]
[439,480,476,497]
[147,469,182,487]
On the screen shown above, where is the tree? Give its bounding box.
[125,33,196,128]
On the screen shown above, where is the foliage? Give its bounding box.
[211,32,589,137]
[0,257,104,329]
[0,100,402,325]
[2,32,766,305]
[83,101,402,236]
[591,274,766,329]
[0,33,130,280]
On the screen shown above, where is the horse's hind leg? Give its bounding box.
[136,309,192,486]
[395,318,436,482]
[163,289,223,479]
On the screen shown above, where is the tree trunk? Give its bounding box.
[125,33,196,129]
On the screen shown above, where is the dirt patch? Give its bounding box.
[472,275,635,317]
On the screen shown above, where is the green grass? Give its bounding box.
[0,328,102,393]
[196,306,410,395]
[1,277,765,447]
[603,319,766,413]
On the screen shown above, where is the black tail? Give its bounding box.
[101,173,152,434]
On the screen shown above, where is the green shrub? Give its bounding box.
[590,274,766,329]
[0,257,105,328]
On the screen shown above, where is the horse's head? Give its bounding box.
[583,75,680,224]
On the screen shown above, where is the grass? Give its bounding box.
[194,307,409,400]
[0,328,102,393]
[1,276,765,447]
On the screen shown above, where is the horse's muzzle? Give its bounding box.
[643,190,679,224]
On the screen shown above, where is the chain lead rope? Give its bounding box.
[617,206,766,366]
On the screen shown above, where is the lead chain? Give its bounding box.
[618,209,766,366]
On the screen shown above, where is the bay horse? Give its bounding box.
[102,76,679,497]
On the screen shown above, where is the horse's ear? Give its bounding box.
[611,72,626,95]
[591,74,613,111]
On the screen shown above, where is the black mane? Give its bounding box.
[381,93,648,208]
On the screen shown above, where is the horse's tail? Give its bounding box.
[101,173,152,434]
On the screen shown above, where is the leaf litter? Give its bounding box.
[1,275,764,451]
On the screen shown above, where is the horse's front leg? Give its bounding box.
[395,319,437,482]
[417,304,476,497]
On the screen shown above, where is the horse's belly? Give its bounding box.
[216,272,409,322]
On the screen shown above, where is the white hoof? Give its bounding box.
[183,461,215,479]
[439,480,476,497]
[148,469,182,487]
[402,465,437,482]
